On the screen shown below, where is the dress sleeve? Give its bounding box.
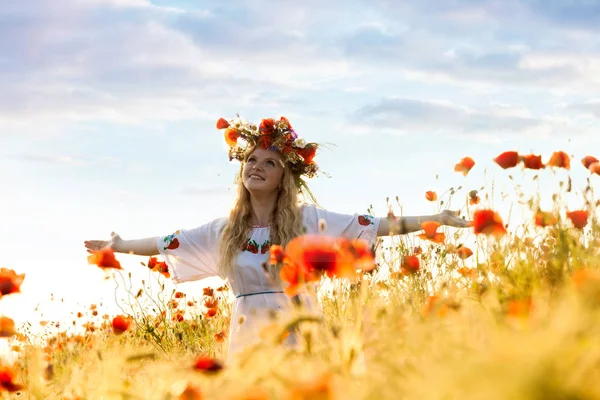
[301,204,381,249]
[156,218,227,284]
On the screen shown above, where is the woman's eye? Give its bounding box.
[267,160,275,167]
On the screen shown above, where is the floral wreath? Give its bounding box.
[216,114,322,202]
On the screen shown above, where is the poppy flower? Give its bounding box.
[547,151,570,170]
[259,118,275,135]
[296,146,317,164]
[0,268,25,297]
[205,308,217,318]
[279,235,375,295]
[455,246,473,259]
[534,211,557,227]
[269,245,286,264]
[216,118,230,130]
[193,355,223,373]
[224,128,240,148]
[214,330,227,343]
[284,235,355,280]
[454,156,475,176]
[457,267,477,278]
[493,151,520,169]
[417,221,446,244]
[401,255,420,275]
[468,190,480,205]
[520,154,544,170]
[566,210,589,229]
[581,155,599,169]
[589,162,600,175]
[0,317,15,338]
[87,248,122,270]
[472,209,506,238]
[425,191,437,201]
[112,315,132,334]
[0,364,24,392]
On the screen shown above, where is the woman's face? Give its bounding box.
[242,148,285,195]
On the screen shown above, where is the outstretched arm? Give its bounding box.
[84,232,159,256]
[377,210,470,237]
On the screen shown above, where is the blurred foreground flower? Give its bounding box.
[0,316,15,338]
[417,221,446,244]
[112,315,132,334]
[273,235,375,296]
[0,364,24,392]
[454,156,475,176]
[472,209,506,238]
[0,268,25,297]
[87,248,122,270]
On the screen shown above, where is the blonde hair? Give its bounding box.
[218,147,306,279]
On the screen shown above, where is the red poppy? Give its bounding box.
[0,268,25,297]
[269,245,286,264]
[468,190,480,205]
[589,162,600,175]
[257,135,272,150]
[566,210,589,229]
[279,261,305,297]
[401,255,420,275]
[216,117,230,130]
[454,156,475,176]
[87,248,122,270]
[284,235,355,280]
[205,308,217,318]
[259,118,275,135]
[0,364,24,392]
[279,235,375,295]
[456,246,473,259]
[112,315,132,334]
[417,221,446,244]
[581,155,599,169]
[214,330,227,343]
[296,146,317,164]
[547,151,570,170]
[493,151,520,169]
[472,209,506,238]
[0,317,15,338]
[193,355,223,373]
[425,191,437,201]
[534,211,557,227]
[520,154,544,170]
[224,128,240,147]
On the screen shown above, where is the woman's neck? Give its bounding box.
[249,193,278,226]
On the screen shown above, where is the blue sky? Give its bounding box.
[1,0,600,332]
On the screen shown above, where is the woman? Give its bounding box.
[84,115,469,358]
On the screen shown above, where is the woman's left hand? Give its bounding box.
[439,210,471,228]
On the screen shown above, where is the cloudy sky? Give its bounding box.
[2,0,600,331]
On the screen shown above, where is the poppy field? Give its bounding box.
[2,151,600,399]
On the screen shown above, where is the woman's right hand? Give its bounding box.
[84,232,123,254]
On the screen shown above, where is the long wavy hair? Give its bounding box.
[217,146,307,279]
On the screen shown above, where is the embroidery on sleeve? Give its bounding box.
[357,215,375,226]
[161,230,181,251]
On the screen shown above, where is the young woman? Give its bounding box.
[84,115,469,358]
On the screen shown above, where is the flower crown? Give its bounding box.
[216,115,319,179]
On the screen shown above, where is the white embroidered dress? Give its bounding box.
[157,203,380,358]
